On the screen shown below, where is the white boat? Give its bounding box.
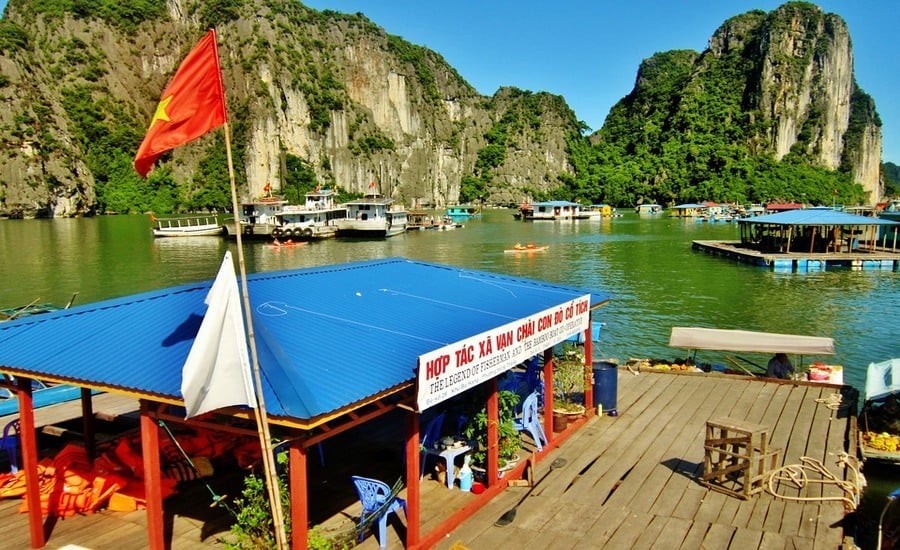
[273,189,347,240]
[336,195,407,237]
[224,196,289,239]
[578,204,619,220]
[151,215,223,237]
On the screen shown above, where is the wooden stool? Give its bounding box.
[702,417,781,499]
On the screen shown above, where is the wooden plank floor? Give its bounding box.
[431,371,859,550]
[0,372,859,549]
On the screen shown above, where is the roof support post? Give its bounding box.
[289,440,307,549]
[405,408,420,546]
[140,400,165,550]
[80,387,95,461]
[584,324,594,414]
[486,378,499,485]
[16,376,43,548]
[542,348,555,441]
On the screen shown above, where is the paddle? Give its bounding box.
[494,457,567,527]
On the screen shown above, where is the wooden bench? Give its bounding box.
[702,416,781,499]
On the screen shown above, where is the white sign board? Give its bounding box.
[416,294,591,410]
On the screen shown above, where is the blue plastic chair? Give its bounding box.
[351,476,407,547]
[513,392,547,451]
[0,419,20,473]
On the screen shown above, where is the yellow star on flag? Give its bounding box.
[149,95,173,130]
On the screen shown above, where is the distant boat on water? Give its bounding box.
[336,194,408,237]
[150,214,223,237]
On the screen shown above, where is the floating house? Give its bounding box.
[525,200,582,220]
[635,203,663,215]
[693,207,900,271]
[0,257,610,548]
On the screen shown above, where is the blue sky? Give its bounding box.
[0,1,896,164]
[301,0,899,165]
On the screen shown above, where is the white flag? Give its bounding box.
[181,251,257,418]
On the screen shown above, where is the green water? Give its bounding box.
[2,210,896,391]
[0,209,898,545]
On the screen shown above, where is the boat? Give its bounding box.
[224,195,289,239]
[859,358,900,464]
[666,326,835,378]
[513,203,534,220]
[525,201,582,221]
[1,293,79,322]
[446,205,482,221]
[336,194,407,238]
[272,189,347,240]
[267,240,307,249]
[504,243,549,254]
[635,203,663,215]
[150,214,223,237]
[0,378,100,416]
[407,210,436,231]
[577,204,622,220]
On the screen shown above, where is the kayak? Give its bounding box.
[268,241,307,248]
[504,245,549,253]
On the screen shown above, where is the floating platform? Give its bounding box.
[693,240,900,272]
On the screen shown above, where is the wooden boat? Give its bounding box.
[151,214,223,237]
[504,243,549,253]
[859,358,900,464]
[1,293,78,322]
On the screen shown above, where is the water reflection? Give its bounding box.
[1,210,897,392]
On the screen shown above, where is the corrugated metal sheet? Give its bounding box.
[0,258,609,420]
[739,207,899,226]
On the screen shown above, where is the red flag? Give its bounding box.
[134,30,227,177]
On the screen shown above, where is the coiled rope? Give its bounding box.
[764,452,865,511]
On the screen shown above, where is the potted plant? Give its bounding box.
[552,343,587,417]
[462,389,522,470]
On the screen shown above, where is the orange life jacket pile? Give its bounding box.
[0,425,259,516]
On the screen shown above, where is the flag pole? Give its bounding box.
[224,121,288,549]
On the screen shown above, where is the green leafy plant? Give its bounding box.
[462,389,521,468]
[553,343,586,413]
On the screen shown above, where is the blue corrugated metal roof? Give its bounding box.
[739,207,899,226]
[0,258,609,420]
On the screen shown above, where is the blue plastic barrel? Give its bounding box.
[592,361,618,416]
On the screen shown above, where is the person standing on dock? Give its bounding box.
[766,353,794,379]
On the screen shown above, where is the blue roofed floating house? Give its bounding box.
[692,207,900,271]
[0,257,610,548]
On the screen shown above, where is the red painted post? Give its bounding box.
[406,409,420,545]
[543,348,555,438]
[16,377,44,548]
[140,401,165,550]
[290,440,307,549]
[487,378,499,485]
[584,324,594,413]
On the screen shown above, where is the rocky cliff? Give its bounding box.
[0,0,579,217]
[595,3,881,205]
[0,1,884,216]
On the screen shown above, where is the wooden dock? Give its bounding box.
[431,371,860,550]
[693,240,900,271]
[0,372,861,549]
